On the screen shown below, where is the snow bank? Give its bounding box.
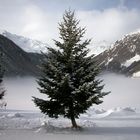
[122,54,140,67]
[101,107,137,118]
[80,107,137,119]
[7,113,23,118]
[133,71,140,78]
[0,111,43,129]
[0,107,139,131]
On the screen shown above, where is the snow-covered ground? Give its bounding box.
[0,107,140,140]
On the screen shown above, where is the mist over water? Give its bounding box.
[99,73,140,109]
[3,73,140,110]
[3,77,45,110]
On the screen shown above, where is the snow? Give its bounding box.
[0,107,140,140]
[122,54,140,67]
[129,45,136,52]
[0,29,49,53]
[0,29,6,34]
[133,71,140,78]
[129,29,140,35]
[106,57,113,65]
[85,40,112,55]
[0,107,139,130]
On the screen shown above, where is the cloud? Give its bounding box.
[0,0,140,47]
[18,5,140,47]
[21,5,47,39]
[20,6,140,47]
[77,8,140,45]
[19,4,62,46]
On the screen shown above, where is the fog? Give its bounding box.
[3,77,45,110]
[3,73,140,110]
[99,73,140,109]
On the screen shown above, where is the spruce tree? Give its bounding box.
[33,10,109,128]
[0,52,5,100]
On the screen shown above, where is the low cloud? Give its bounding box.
[4,74,140,110]
[99,73,140,109]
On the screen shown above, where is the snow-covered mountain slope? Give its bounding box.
[0,34,43,76]
[0,29,111,55]
[95,31,140,77]
[90,40,112,55]
[0,29,49,53]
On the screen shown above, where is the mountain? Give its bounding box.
[0,29,112,56]
[95,31,140,77]
[0,29,49,53]
[0,34,43,76]
[2,29,140,77]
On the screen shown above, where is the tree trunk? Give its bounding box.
[69,103,80,129]
[70,115,78,128]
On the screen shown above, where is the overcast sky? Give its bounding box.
[0,0,140,46]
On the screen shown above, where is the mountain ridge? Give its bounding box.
[0,34,43,76]
[0,29,49,53]
[95,31,140,77]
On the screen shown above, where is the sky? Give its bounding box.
[0,0,140,46]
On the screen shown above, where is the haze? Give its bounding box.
[3,73,140,110]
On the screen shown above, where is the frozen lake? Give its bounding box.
[3,73,140,110]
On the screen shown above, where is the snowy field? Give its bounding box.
[0,107,140,140]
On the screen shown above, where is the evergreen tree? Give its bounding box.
[33,10,109,128]
[0,52,5,100]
